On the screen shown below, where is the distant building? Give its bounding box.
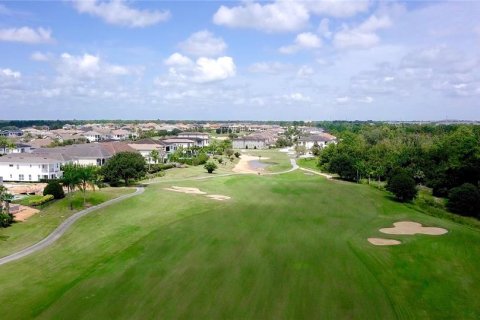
[177,132,210,147]
[233,136,269,149]
[297,133,337,151]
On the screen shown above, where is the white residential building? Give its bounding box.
[177,132,210,147]
[0,154,66,182]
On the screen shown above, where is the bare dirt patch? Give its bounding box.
[205,195,231,201]
[232,155,270,174]
[5,183,46,195]
[380,221,448,236]
[13,206,40,222]
[368,238,402,246]
[164,186,207,195]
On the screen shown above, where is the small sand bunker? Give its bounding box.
[380,221,448,236]
[13,206,40,222]
[232,155,270,174]
[368,238,402,246]
[164,186,206,195]
[205,194,231,201]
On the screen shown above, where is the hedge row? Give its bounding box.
[30,194,54,206]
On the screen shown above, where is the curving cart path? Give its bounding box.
[0,187,144,266]
[0,157,302,266]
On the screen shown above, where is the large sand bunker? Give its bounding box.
[368,238,402,246]
[380,221,448,236]
[232,155,270,174]
[205,195,231,201]
[164,186,206,195]
[164,186,231,201]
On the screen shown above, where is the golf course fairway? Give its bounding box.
[0,170,479,319]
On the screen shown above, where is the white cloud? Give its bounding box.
[179,30,227,57]
[336,96,350,103]
[213,0,370,33]
[1,68,21,79]
[164,53,193,66]
[358,96,374,103]
[0,27,53,44]
[162,53,236,83]
[306,0,371,18]
[213,1,309,33]
[284,92,311,102]
[318,18,332,39]
[280,32,322,54]
[72,0,170,28]
[334,14,392,49]
[297,65,314,77]
[248,62,288,74]
[30,51,50,62]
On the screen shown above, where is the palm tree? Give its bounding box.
[77,165,96,205]
[61,164,81,210]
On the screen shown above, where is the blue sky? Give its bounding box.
[0,0,479,120]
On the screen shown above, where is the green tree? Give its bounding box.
[447,183,480,218]
[0,185,14,227]
[204,161,218,174]
[43,181,65,199]
[102,152,146,186]
[150,149,160,164]
[386,170,418,202]
[77,165,97,204]
[61,164,82,210]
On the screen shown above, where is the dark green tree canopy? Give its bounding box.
[386,170,418,202]
[447,184,480,218]
[102,152,146,185]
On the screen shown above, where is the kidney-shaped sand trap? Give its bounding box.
[205,195,231,201]
[164,186,207,195]
[368,238,402,246]
[380,221,448,236]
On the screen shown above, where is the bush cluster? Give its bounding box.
[30,194,54,206]
[43,181,65,199]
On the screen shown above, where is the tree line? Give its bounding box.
[316,123,480,218]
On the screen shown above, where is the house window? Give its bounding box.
[16,165,19,169]
[38,175,40,180]
[19,174,24,181]
[28,175,32,180]
[9,174,12,179]
[9,164,13,167]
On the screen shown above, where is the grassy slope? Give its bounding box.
[0,188,135,258]
[0,171,479,318]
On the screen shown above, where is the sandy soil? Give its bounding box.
[5,183,46,195]
[380,221,448,235]
[232,155,270,174]
[368,238,402,246]
[13,206,40,222]
[164,186,207,195]
[205,195,231,201]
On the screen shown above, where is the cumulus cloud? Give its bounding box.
[213,1,309,33]
[334,14,392,49]
[284,92,311,102]
[1,68,21,79]
[163,52,236,83]
[72,0,170,28]
[0,27,53,44]
[280,32,322,54]
[179,30,227,57]
[213,0,370,33]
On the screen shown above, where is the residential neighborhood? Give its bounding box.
[0,121,336,182]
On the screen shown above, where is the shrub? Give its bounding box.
[386,171,418,202]
[225,149,234,157]
[447,183,480,217]
[234,152,241,158]
[0,213,13,228]
[204,161,218,174]
[43,181,65,199]
[30,194,54,206]
[217,158,223,164]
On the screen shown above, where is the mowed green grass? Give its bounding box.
[0,188,135,258]
[0,171,479,319]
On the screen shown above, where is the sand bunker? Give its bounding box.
[13,206,40,222]
[205,195,231,201]
[380,221,448,236]
[164,186,207,195]
[232,155,270,174]
[368,238,402,246]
